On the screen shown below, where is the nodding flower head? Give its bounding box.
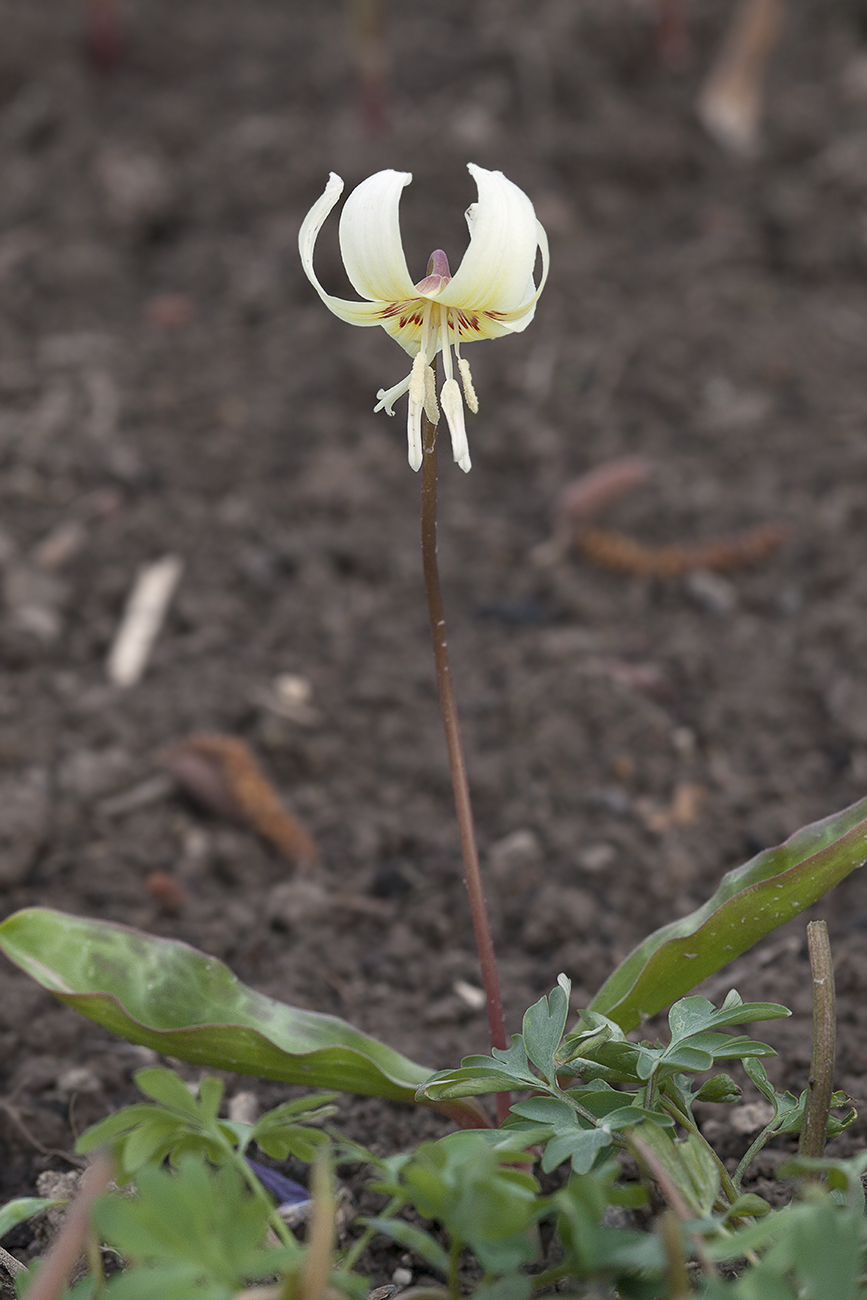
[299,164,549,473]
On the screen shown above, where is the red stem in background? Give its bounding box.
[420,410,510,1126]
[655,0,691,67]
[83,0,125,77]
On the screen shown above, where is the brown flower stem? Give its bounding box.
[421,409,509,1124]
[799,919,836,1164]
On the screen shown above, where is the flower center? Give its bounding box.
[413,248,452,296]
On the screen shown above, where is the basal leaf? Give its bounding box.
[0,909,487,1127]
[590,796,867,1030]
[0,1197,63,1241]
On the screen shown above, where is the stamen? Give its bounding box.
[439,303,454,383]
[419,302,438,365]
[423,365,439,426]
[408,350,427,406]
[458,358,479,414]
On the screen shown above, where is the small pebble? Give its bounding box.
[730,1101,776,1134]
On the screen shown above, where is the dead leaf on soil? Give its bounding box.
[576,523,789,578]
[162,733,319,869]
[636,783,708,833]
[535,457,788,577]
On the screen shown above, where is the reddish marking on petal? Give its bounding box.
[378,297,425,322]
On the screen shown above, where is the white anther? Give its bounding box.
[458,358,479,414]
[409,351,427,407]
[423,365,439,426]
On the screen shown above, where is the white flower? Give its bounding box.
[299,163,549,473]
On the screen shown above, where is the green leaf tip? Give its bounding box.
[590,795,867,1030]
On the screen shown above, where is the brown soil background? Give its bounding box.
[2,0,867,1267]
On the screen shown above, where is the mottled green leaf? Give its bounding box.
[0,909,486,1127]
[591,796,867,1030]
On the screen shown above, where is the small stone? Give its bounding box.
[59,747,133,801]
[423,996,470,1025]
[228,1091,260,1125]
[33,1171,83,1245]
[95,144,176,233]
[0,769,48,885]
[730,1101,776,1134]
[4,563,68,644]
[266,879,330,929]
[56,1066,102,1099]
[522,884,598,951]
[487,828,543,894]
[577,842,615,873]
[453,979,485,1009]
[392,1269,413,1289]
[685,570,737,616]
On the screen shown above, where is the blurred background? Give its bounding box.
[2,0,867,1205]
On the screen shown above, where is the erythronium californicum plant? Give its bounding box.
[5,165,867,1298]
[300,162,548,1119]
[298,163,549,472]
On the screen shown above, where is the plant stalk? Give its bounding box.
[421,409,509,1124]
[798,919,836,1163]
[659,1088,739,1208]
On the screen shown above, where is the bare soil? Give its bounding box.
[2,0,867,1274]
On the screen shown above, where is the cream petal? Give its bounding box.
[377,303,428,356]
[437,164,541,313]
[339,170,418,303]
[488,220,550,329]
[444,219,549,343]
[298,173,394,328]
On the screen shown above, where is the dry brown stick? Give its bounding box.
[0,1245,26,1279]
[576,522,788,577]
[697,0,785,157]
[23,1153,113,1300]
[299,1154,336,1300]
[798,920,836,1165]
